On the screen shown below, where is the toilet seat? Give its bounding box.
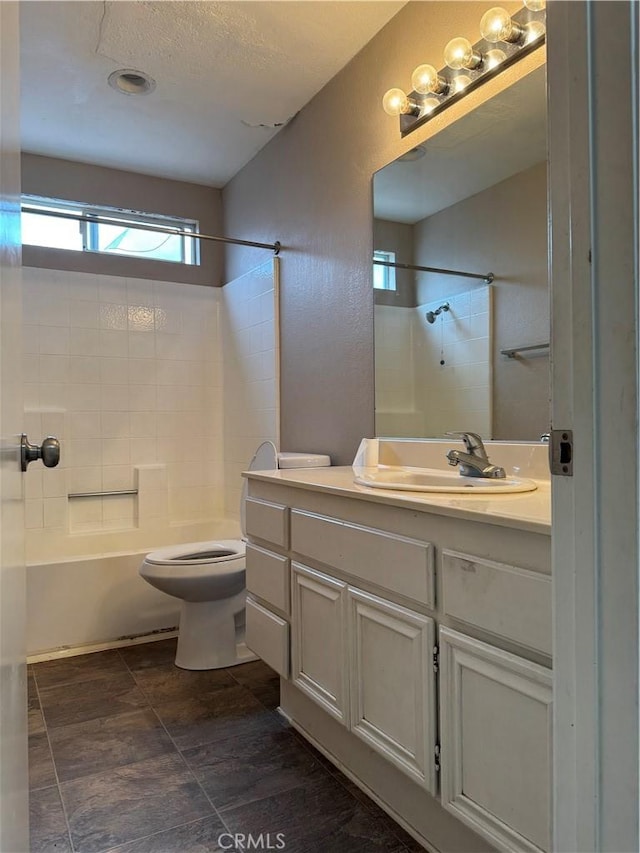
[144,539,245,567]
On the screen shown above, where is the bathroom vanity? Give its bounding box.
[243,442,551,853]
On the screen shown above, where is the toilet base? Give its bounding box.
[174,594,258,670]
[175,640,257,671]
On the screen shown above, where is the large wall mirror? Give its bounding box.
[373,64,548,441]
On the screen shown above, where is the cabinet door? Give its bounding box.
[439,627,552,853]
[291,563,348,725]
[348,588,437,794]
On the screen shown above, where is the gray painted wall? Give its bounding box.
[222,0,530,464]
[21,153,224,286]
[373,219,415,308]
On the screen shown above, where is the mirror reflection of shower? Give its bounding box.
[426,302,449,324]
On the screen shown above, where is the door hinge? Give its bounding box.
[432,645,439,673]
[435,743,441,772]
[549,429,573,476]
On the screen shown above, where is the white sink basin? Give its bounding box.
[353,466,537,494]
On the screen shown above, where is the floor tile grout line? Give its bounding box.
[116,651,237,841]
[32,652,132,693]
[145,699,237,841]
[289,729,417,852]
[123,655,304,842]
[34,648,413,851]
[99,814,227,853]
[31,669,77,853]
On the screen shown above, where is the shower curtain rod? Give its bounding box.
[374,258,493,284]
[21,206,281,255]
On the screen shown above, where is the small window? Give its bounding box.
[373,250,397,291]
[21,196,200,266]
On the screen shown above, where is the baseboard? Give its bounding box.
[278,706,436,853]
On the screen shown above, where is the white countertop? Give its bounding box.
[244,466,551,535]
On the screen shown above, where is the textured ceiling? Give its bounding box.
[374,65,547,223]
[20,1,405,187]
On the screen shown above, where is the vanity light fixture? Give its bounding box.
[382,1,546,136]
[382,87,420,117]
[479,7,525,45]
[443,37,482,70]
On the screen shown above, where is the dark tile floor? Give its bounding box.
[29,639,423,853]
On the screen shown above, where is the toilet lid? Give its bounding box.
[240,440,279,538]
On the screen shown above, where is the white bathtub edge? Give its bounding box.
[27,627,179,664]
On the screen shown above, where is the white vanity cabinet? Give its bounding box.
[244,497,292,678]
[348,587,437,793]
[439,627,552,853]
[291,562,349,724]
[243,470,552,853]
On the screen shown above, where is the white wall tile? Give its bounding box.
[128,332,156,359]
[100,329,128,358]
[43,497,67,529]
[98,275,127,304]
[25,500,44,529]
[39,326,70,355]
[70,300,100,329]
[128,305,155,332]
[22,266,262,539]
[70,328,101,357]
[100,358,129,385]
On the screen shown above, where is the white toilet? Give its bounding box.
[139,442,330,670]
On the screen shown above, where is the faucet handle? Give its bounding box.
[445,431,488,458]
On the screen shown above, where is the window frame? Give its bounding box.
[373,249,397,292]
[21,195,200,266]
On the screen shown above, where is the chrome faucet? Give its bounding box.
[445,431,506,479]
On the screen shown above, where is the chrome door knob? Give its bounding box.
[20,434,61,471]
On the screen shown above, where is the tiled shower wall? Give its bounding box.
[221,259,279,517]
[374,286,490,437]
[22,266,223,559]
[414,286,491,436]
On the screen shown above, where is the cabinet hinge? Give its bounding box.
[434,743,441,772]
[432,645,439,673]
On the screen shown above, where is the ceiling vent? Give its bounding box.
[108,69,156,96]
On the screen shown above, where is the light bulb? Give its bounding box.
[524,20,546,44]
[444,37,482,70]
[524,0,545,10]
[480,7,524,44]
[452,74,472,94]
[485,48,507,70]
[411,64,448,95]
[382,88,417,117]
[423,97,440,115]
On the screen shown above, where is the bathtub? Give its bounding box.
[26,520,241,659]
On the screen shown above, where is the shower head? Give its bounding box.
[426,302,450,324]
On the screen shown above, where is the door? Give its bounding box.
[439,627,552,853]
[0,2,28,850]
[291,562,348,724]
[348,587,437,793]
[548,3,639,851]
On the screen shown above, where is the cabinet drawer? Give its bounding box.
[245,596,289,677]
[246,544,289,615]
[245,498,289,548]
[291,510,434,608]
[441,550,552,656]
